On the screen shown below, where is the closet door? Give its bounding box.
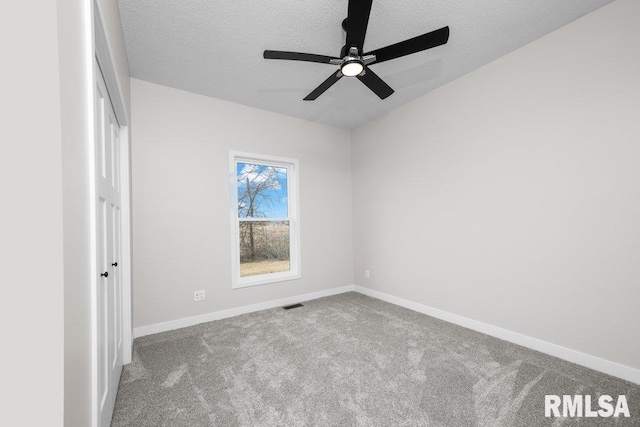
[95,65,123,427]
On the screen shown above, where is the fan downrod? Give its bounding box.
[341,17,350,57]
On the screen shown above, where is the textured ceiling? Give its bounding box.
[118,0,613,129]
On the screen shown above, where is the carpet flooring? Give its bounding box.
[112,292,639,426]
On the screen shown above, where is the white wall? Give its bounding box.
[131,79,353,328]
[352,0,640,371]
[1,2,64,426]
[58,1,93,425]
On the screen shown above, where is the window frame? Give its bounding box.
[229,151,301,289]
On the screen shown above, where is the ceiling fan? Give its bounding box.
[263,0,450,101]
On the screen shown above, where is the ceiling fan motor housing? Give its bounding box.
[339,47,365,76]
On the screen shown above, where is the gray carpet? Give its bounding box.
[112,292,639,426]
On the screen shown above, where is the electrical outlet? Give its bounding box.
[365,270,370,279]
[194,290,205,302]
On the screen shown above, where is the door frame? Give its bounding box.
[92,2,132,426]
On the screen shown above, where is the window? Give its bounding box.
[230,151,300,288]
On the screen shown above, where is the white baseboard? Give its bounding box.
[353,285,640,385]
[134,285,355,338]
[133,283,639,384]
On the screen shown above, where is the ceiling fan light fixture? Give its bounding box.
[341,60,364,77]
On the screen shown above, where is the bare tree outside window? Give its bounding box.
[236,163,290,277]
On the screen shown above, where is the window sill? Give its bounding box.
[232,272,301,289]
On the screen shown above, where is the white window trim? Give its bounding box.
[229,151,301,289]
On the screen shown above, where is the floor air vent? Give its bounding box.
[283,303,304,310]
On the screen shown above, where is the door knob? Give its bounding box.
[101,271,109,278]
[112,262,118,267]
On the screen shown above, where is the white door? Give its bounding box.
[95,66,124,427]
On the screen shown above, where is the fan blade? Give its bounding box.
[357,67,394,100]
[346,0,373,53]
[264,50,340,64]
[366,26,449,64]
[304,72,343,101]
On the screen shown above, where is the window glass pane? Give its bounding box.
[237,162,288,218]
[239,221,290,277]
